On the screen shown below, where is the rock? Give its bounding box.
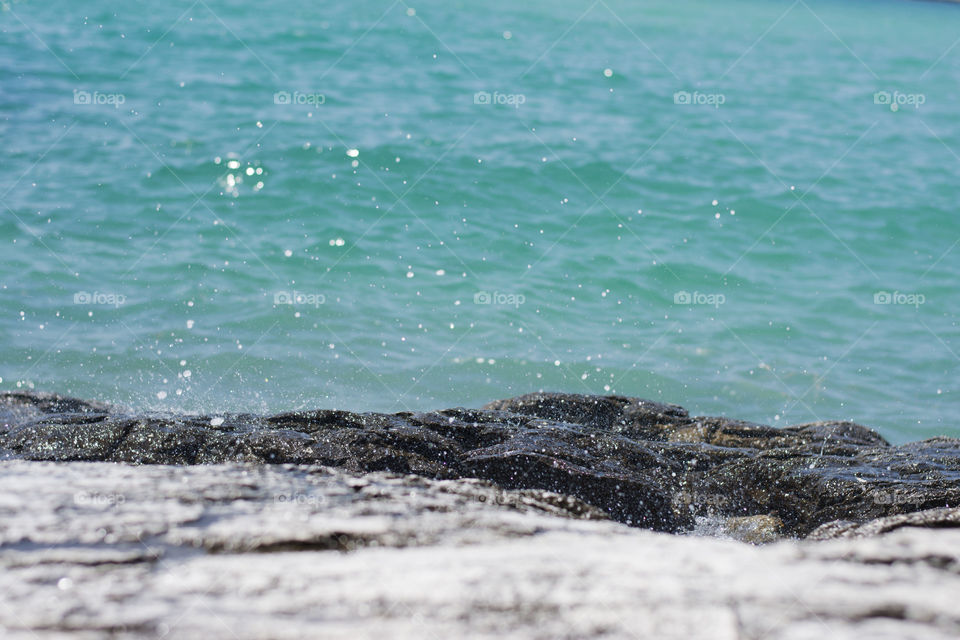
[2,461,960,639]
[0,391,110,441]
[808,506,960,540]
[2,391,960,538]
[723,514,785,544]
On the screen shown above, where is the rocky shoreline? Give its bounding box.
[2,391,960,638]
[2,390,959,539]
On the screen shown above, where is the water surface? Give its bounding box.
[1,0,958,442]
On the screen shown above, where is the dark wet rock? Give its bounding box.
[809,506,960,540]
[783,420,891,448]
[2,415,129,461]
[2,390,959,538]
[482,392,691,436]
[0,390,111,418]
[0,391,111,440]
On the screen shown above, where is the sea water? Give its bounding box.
[1,0,958,442]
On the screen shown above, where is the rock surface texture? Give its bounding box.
[2,391,960,638]
[1,461,959,639]
[3,391,959,537]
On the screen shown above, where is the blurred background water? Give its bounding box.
[1,0,958,441]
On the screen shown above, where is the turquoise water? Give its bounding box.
[1,0,958,442]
